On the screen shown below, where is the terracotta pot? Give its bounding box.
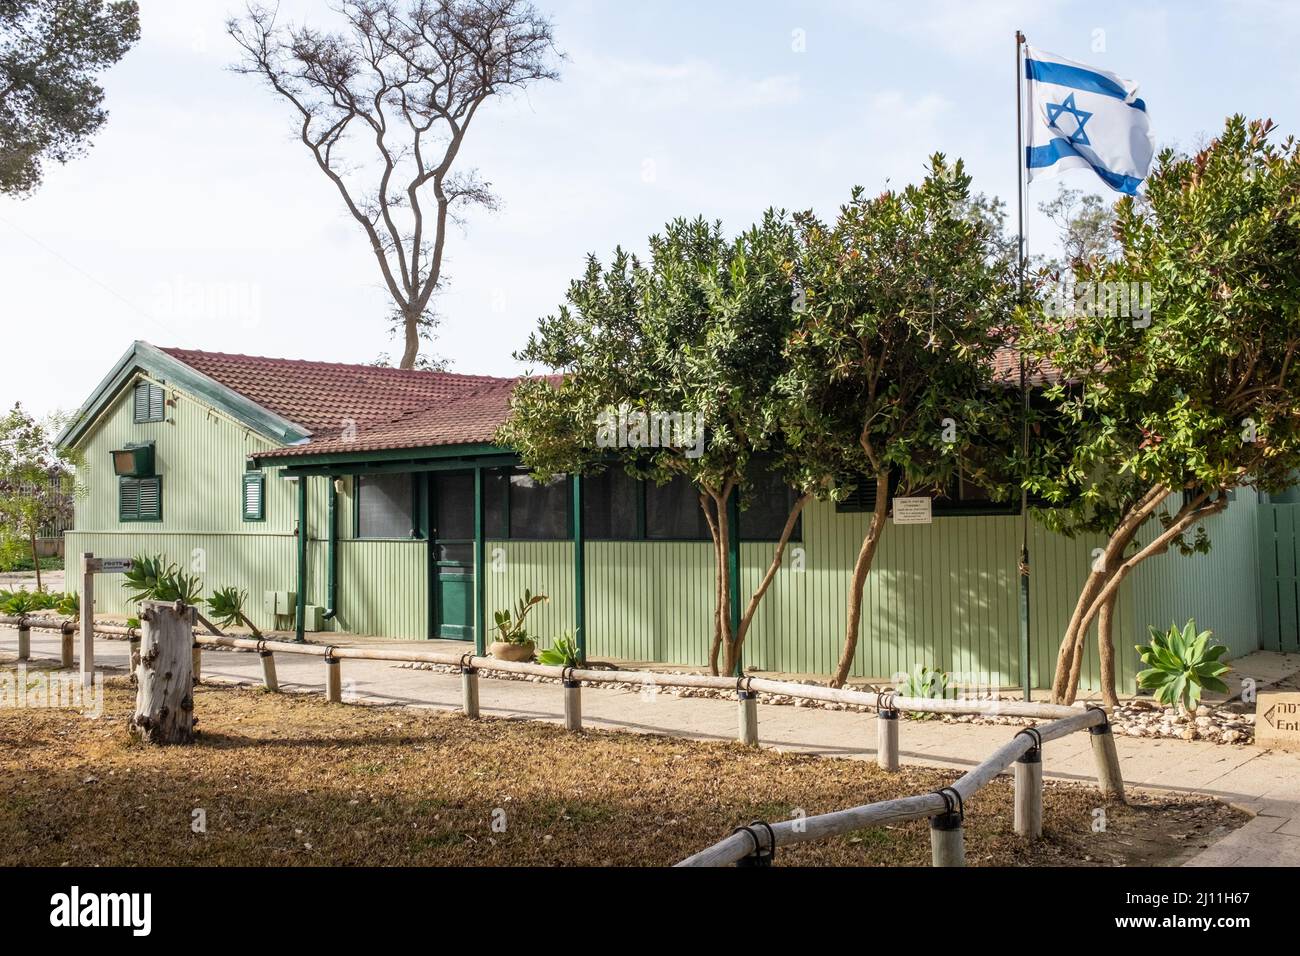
[489,640,535,662]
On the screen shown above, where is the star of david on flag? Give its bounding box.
[1023,45,1154,195]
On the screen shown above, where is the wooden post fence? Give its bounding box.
[461,665,479,718]
[737,690,759,746]
[1089,710,1125,801]
[260,649,279,692]
[877,706,900,772]
[16,618,29,661]
[1013,729,1043,839]
[325,653,342,703]
[563,679,582,732]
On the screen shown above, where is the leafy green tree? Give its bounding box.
[1024,116,1300,705]
[0,403,74,591]
[503,213,840,675]
[0,0,140,195]
[784,156,1019,687]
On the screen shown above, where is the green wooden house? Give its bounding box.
[58,341,1298,692]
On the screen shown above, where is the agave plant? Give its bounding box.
[56,591,80,621]
[492,589,549,645]
[894,665,952,720]
[121,554,169,603]
[205,586,261,638]
[2,589,42,615]
[537,631,580,667]
[1135,619,1231,715]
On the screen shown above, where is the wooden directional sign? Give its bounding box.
[892,497,933,525]
[86,557,132,574]
[1256,690,1300,753]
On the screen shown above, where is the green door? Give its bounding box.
[432,472,476,641]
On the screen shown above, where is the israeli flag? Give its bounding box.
[1024,45,1155,195]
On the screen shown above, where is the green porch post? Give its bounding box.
[474,465,486,655]
[295,475,308,643]
[728,487,741,677]
[572,474,586,663]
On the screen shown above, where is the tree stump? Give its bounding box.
[130,600,196,745]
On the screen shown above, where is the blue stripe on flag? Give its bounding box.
[1024,58,1146,112]
[1026,139,1144,195]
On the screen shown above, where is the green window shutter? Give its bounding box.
[119,477,140,520]
[242,473,265,521]
[133,382,165,423]
[138,476,162,520]
[120,476,162,521]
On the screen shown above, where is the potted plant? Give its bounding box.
[489,589,548,661]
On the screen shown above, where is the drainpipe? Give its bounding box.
[323,478,338,622]
[295,475,308,643]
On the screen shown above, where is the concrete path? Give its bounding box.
[4,626,1297,867]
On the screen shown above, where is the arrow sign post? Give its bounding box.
[80,553,134,688]
[1256,690,1300,752]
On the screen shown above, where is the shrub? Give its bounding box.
[537,632,580,667]
[1136,619,1231,714]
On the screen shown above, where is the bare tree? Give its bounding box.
[229,1,559,368]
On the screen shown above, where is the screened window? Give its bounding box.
[483,469,508,538]
[583,470,639,540]
[743,464,802,541]
[242,472,265,521]
[356,473,414,538]
[133,382,165,423]
[119,476,162,521]
[434,472,476,540]
[509,471,570,539]
[645,475,710,540]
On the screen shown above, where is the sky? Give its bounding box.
[3,0,1299,421]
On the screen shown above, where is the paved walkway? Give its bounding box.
[4,625,1297,866]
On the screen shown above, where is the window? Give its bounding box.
[483,469,508,537]
[646,475,710,540]
[242,472,265,521]
[119,476,162,521]
[435,473,475,540]
[133,382,165,423]
[356,473,414,538]
[742,463,802,541]
[509,471,570,539]
[583,469,639,540]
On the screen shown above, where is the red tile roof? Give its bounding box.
[159,346,512,437]
[262,378,521,459]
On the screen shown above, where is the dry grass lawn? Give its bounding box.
[0,669,1246,866]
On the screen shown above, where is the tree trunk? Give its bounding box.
[1050,484,1168,703]
[130,600,196,745]
[831,474,891,688]
[1096,591,1120,708]
[732,494,811,662]
[29,531,41,592]
[716,488,737,675]
[701,493,724,676]
[399,305,421,369]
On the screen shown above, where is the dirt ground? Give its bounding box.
[0,669,1247,867]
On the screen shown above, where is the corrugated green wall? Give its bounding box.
[483,540,576,650]
[65,372,1267,688]
[65,375,420,637]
